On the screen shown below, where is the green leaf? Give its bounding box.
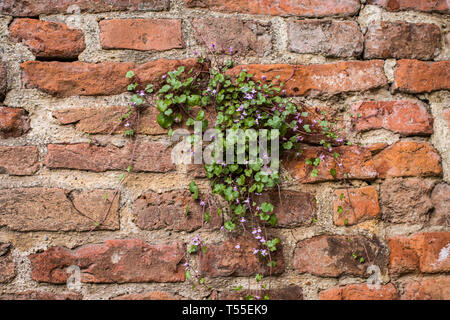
[255,274,263,282]
[125,70,134,78]
[188,245,198,254]
[157,112,173,129]
[204,211,211,223]
[224,220,236,231]
[189,181,199,200]
[159,84,171,93]
[337,206,343,214]
[185,270,192,281]
[260,202,274,213]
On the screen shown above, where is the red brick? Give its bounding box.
[352,100,433,136]
[288,20,363,58]
[0,291,82,300]
[256,190,316,227]
[112,291,183,300]
[388,232,450,275]
[198,235,284,277]
[9,19,85,59]
[0,188,119,231]
[53,106,166,135]
[401,277,450,300]
[0,145,39,175]
[430,183,450,225]
[284,146,377,183]
[99,19,184,51]
[192,18,272,56]
[319,283,398,300]
[364,21,441,60]
[227,61,387,97]
[0,61,6,101]
[0,107,30,138]
[134,189,222,232]
[333,186,380,226]
[44,142,175,173]
[293,235,388,277]
[393,60,450,93]
[0,243,15,283]
[380,178,435,224]
[0,0,170,16]
[367,0,449,13]
[212,285,303,300]
[21,58,202,97]
[30,239,186,283]
[185,0,361,17]
[373,141,442,178]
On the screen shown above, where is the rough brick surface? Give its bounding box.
[367,0,449,13]
[199,236,284,277]
[112,291,183,300]
[430,183,450,226]
[0,61,6,101]
[364,21,441,60]
[44,143,175,173]
[134,189,222,232]
[351,100,433,136]
[21,59,202,96]
[9,19,85,59]
[393,60,450,93]
[228,61,387,96]
[0,188,119,231]
[30,239,186,283]
[53,106,166,135]
[388,232,450,275]
[373,141,442,178]
[0,107,30,138]
[288,20,363,58]
[185,0,361,17]
[380,178,435,224]
[212,285,303,300]
[0,243,15,283]
[333,186,380,226]
[193,18,272,56]
[319,283,398,300]
[0,146,39,175]
[401,277,450,300]
[0,291,82,300]
[285,146,377,183]
[100,19,184,51]
[0,0,170,16]
[293,235,388,277]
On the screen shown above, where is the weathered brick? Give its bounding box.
[21,58,202,97]
[367,0,449,13]
[393,60,450,93]
[284,146,377,183]
[319,283,398,300]
[0,0,170,16]
[185,0,361,17]
[134,189,222,232]
[401,277,450,300]
[0,291,82,300]
[212,285,303,300]
[388,232,450,275]
[0,61,6,102]
[0,188,119,231]
[288,20,363,58]
[351,100,433,136]
[112,291,183,300]
[256,190,316,227]
[364,21,441,60]
[293,235,388,277]
[227,61,387,96]
[333,186,380,226]
[430,183,450,226]
[0,107,30,138]
[444,109,450,129]
[373,141,442,178]
[44,142,175,173]
[9,19,85,59]
[99,19,184,51]
[0,243,15,283]
[193,18,272,56]
[30,239,186,283]
[380,178,435,224]
[199,236,284,277]
[0,146,39,175]
[53,106,166,135]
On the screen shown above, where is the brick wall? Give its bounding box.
[0,0,449,300]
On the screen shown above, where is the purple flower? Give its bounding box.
[319,154,325,161]
[162,75,167,79]
[260,249,268,256]
[252,228,258,235]
[261,75,266,80]
[235,243,240,249]
[244,198,250,205]
[229,47,233,53]
[252,248,259,255]
[124,122,130,127]
[200,200,206,207]
[194,49,198,56]
[211,43,215,49]
[240,217,246,223]
[183,261,189,267]
[255,295,261,300]
[255,234,261,240]
[260,237,266,243]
